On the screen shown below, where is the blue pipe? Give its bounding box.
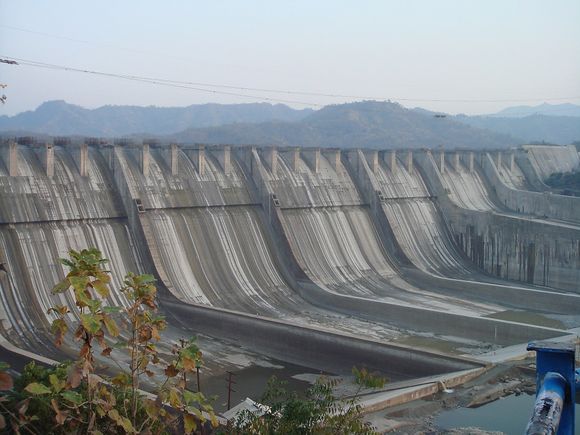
[526,372,567,435]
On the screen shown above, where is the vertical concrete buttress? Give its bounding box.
[469,152,474,172]
[326,149,341,172]
[80,143,88,177]
[8,141,18,176]
[496,151,502,169]
[407,151,413,173]
[370,150,379,173]
[385,150,396,171]
[219,145,231,174]
[291,147,300,171]
[509,152,515,172]
[141,143,150,177]
[197,145,205,176]
[453,152,460,170]
[265,147,278,173]
[170,144,179,176]
[103,145,114,171]
[313,148,320,173]
[45,142,54,177]
[439,151,445,174]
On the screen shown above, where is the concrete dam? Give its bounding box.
[1,139,579,388]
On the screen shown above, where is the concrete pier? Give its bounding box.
[385,150,397,171]
[469,152,474,172]
[407,150,413,173]
[45,142,54,177]
[218,145,231,174]
[496,151,502,169]
[453,152,460,170]
[196,145,205,177]
[370,150,379,173]
[170,144,179,176]
[141,143,150,177]
[291,147,300,171]
[509,152,515,172]
[264,147,278,173]
[79,143,88,177]
[439,151,445,174]
[8,142,18,176]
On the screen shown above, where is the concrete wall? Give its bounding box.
[163,299,484,378]
[2,140,579,377]
[296,281,566,346]
[480,153,580,223]
[0,142,19,176]
[345,149,580,314]
[416,151,580,292]
[514,149,550,190]
[243,147,572,345]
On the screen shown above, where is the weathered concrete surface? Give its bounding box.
[251,147,500,316]
[522,145,580,180]
[416,150,580,292]
[345,149,580,314]
[480,152,580,223]
[359,367,488,413]
[0,143,138,360]
[163,299,485,379]
[1,139,579,385]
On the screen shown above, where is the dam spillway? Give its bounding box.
[1,139,579,383]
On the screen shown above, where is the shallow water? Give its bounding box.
[436,393,580,434]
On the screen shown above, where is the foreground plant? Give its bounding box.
[0,248,217,434]
[232,376,377,435]
[352,366,388,389]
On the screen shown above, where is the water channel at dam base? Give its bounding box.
[436,394,580,434]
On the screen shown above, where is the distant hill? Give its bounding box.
[8,99,575,148]
[455,114,580,145]
[170,101,520,149]
[490,102,580,118]
[0,100,314,136]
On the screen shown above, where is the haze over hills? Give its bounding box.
[170,101,519,149]
[413,104,580,145]
[0,100,314,136]
[1,99,579,147]
[451,102,580,145]
[489,103,580,118]
[455,114,580,145]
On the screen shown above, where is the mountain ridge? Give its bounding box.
[0,100,314,136]
[168,101,520,149]
[490,102,580,118]
[2,100,579,148]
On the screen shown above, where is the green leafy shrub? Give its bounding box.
[0,248,217,434]
[231,376,377,434]
[352,366,388,389]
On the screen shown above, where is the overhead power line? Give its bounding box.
[1,55,580,106]
[0,56,322,107]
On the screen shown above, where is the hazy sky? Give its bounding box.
[1,0,579,116]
